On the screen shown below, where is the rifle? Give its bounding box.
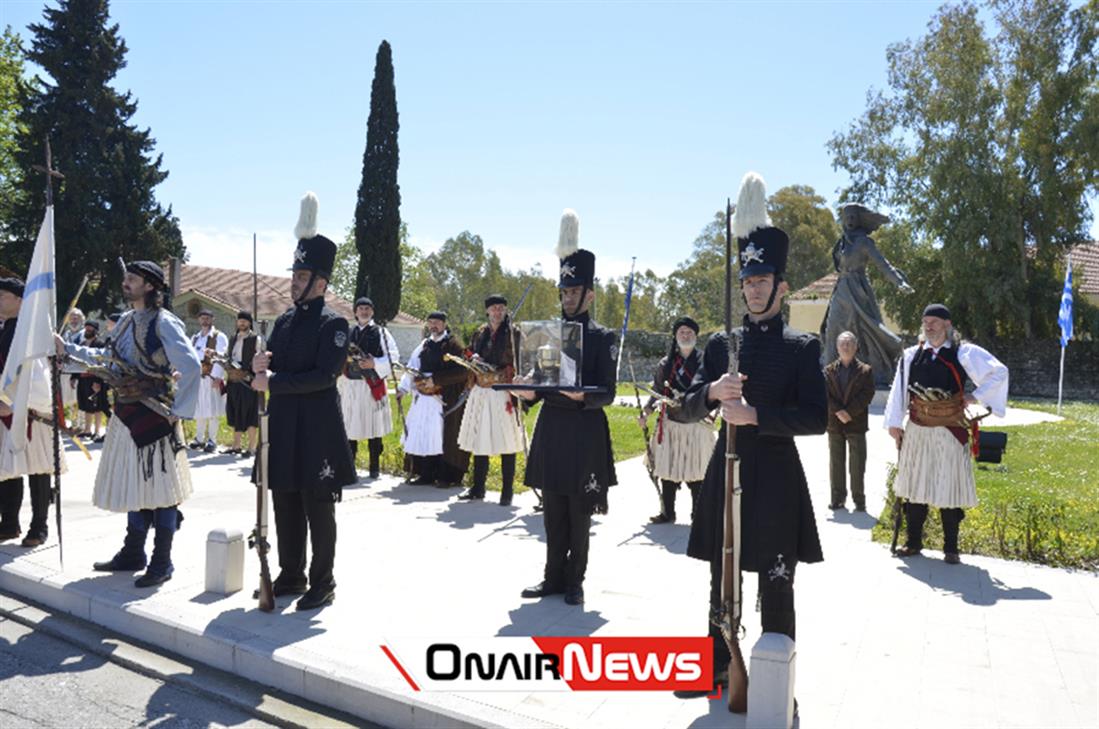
[379,320,409,479]
[719,197,749,713]
[627,352,665,519]
[249,233,275,612]
[507,282,540,510]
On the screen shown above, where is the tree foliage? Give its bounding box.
[3,0,183,316]
[354,40,402,322]
[828,0,1098,339]
[769,184,839,292]
[0,27,30,236]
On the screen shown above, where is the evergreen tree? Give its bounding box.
[5,0,183,315]
[354,40,402,322]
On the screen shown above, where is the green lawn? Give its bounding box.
[871,399,1099,569]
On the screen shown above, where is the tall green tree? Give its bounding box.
[5,0,183,315]
[0,27,30,238]
[354,40,402,322]
[660,210,730,332]
[424,231,497,327]
[828,0,1098,339]
[769,184,839,292]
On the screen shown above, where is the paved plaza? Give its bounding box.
[0,406,1095,728]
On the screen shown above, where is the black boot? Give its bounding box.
[94,511,151,571]
[499,454,516,506]
[368,438,383,479]
[460,456,488,500]
[134,507,177,587]
[650,481,677,524]
[0,477,24,540]
[21,474,51,547]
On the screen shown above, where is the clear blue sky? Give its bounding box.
[3,0,1096,280]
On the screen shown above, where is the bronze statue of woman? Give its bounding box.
[821,203,913,384]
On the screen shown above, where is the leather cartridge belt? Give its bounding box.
[474,369,512,388]
[112,374,168,404]
[908,393,966,428]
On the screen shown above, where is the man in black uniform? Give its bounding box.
[251,192,355,611]
[223,311,261,458]
[678,173,826,697]
[517,209,617,606]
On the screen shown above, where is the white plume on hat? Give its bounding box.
[294,191,319,240]
[731,172,771,239]
[555,208,580,258]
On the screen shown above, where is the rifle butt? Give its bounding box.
[727,643,749,713]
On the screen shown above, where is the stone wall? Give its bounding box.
[976,337,1099,401]
[624,330,1099,401]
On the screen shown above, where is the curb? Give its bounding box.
[0,557,557,729]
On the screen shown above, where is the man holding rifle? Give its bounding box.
[678,173,826,702]
[250,192,355,611]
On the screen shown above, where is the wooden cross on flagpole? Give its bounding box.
[31,138,65,207]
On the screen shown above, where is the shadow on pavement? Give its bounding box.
[435,501,515,530]
[615,523,690,555]
[827,508,878,531]
[475,512,546,544]
[496,600,607,637]
[373,483,457,506]
[897,558,1053,606]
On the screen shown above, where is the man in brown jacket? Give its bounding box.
[825,331,876,511]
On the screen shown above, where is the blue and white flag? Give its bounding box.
[1058,256,1073,348]
[620,268,635,342]
[0,207,57,449]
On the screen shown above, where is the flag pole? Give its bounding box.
[1057,345,1065,416]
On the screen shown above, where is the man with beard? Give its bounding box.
[457,294,523,505]
[0,276,68,547]
[676,173,826,701]
[222,311,262,458]
[516,209,617,607]
[398,312,469,487]
[885,304,1008,564]
[189,309,227,453]
[338,297,399,480]
[58,261,201,587]
[250,192,356,610]
[638,316,715,524]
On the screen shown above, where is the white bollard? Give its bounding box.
[205,527,245,595]
[747,632,796,729]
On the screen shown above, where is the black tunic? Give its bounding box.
[524,312,618,501]
[74,335,110,413]
[225,332,259,431]
[648,348,703,425]
[683,315,826,571]
[265,297,355,496]
[418,332,470,474]
[345,322,384,381]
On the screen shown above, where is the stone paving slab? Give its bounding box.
[0,410,1095,728]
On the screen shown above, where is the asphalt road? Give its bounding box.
[0,614,276,729]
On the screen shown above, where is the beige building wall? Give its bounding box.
[787,299,907,340]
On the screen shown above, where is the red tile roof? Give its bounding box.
[1071,242,1099,296]
[173,263,423,325]
[788,272,838,301]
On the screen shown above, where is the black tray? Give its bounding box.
[491,384,607,393]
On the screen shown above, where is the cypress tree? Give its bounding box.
[5,0,183,315]
[354,40,401,322]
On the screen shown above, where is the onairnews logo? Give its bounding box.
[381,637,712,692]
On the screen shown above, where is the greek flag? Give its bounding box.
[1058,257,1073,348]
[0,207,57,449]
[620,268,635,342]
